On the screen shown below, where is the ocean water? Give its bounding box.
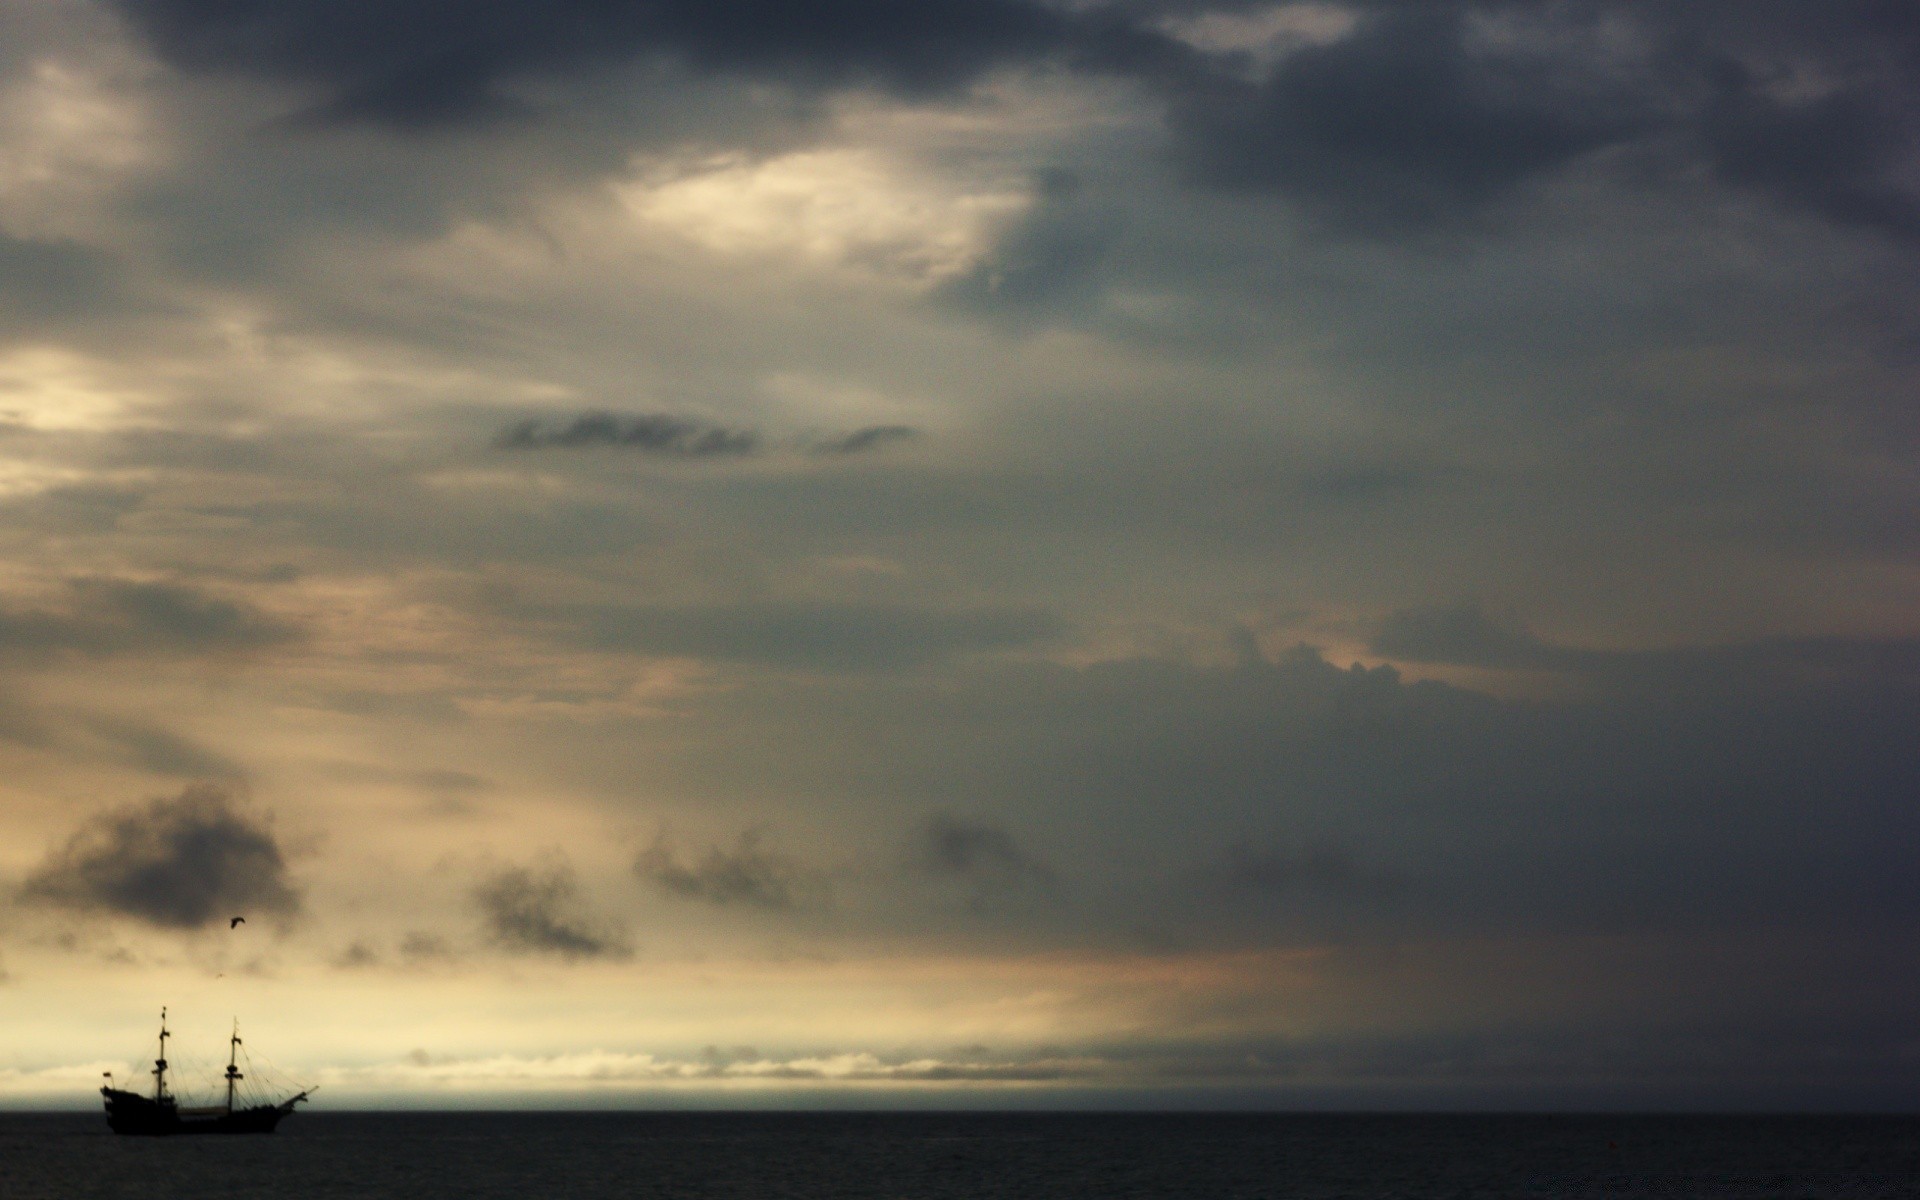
[1,1111,1914,1199]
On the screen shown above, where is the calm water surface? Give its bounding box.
[2,1111,1914,1199]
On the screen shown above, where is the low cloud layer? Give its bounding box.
[20,785,301,929]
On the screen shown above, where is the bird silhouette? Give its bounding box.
[230,916,246,929]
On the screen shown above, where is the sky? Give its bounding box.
[0,0,1916,1111]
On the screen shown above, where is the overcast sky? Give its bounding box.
[1,0,1915,1110]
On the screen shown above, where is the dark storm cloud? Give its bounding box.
[674,632,1920,946]
[1079,980,1920,1106]
[1191,0,1920,237]
[1151,0,1920,237]
[1165,4,1652,233]
[576,600,1063,671]
[108,0,1078,126]
[1699,62,1920,241]
[473,861,630,958]
[635,830,823,910]
[1643,1,1920,241]
[0,579,295,661]
[20,784,300,929]
[495,412,758,456]
[103,0,1920,243]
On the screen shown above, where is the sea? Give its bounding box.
[1,1112,1914,1199]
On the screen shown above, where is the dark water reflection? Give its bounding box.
[2,1111,1914,1199]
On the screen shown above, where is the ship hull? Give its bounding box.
[102,1088,300,1136]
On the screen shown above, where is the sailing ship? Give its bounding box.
[101,1009,310,1135]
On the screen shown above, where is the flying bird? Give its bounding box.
[230,916,245,929]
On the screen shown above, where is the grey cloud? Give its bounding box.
[1369,602,1571,672]
[400,930,455,962]
[495,412,758,456]
[576,600,1063,671]
[84,580,286,646]
[915,814,1057,910]
[812,425,920,456]
[81,717,246,779]
[20,784,301,929]
[497,413,924,458]
[1372,602,1920,699]
[636,830,824,910]
[332,930,457,969]
[0,233,137,334]
[6,485,148,539]
[318,762,490,793]
[331,940,380,968]
[0,579,295,661]
[473,861,630,959]
[940,168,1121,319]
[1214,842,1376,899]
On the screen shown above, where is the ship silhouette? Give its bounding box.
[101,1008,311,1135]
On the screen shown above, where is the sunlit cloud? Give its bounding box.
[618,149,1028,284]
[0,347,152,432]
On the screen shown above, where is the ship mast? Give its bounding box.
[152,1008,170,1104]
[224,1020,244,1114]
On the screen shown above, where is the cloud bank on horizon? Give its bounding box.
[0,0,1914,1109]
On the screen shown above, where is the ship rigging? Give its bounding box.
[101,1008,311,1135]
